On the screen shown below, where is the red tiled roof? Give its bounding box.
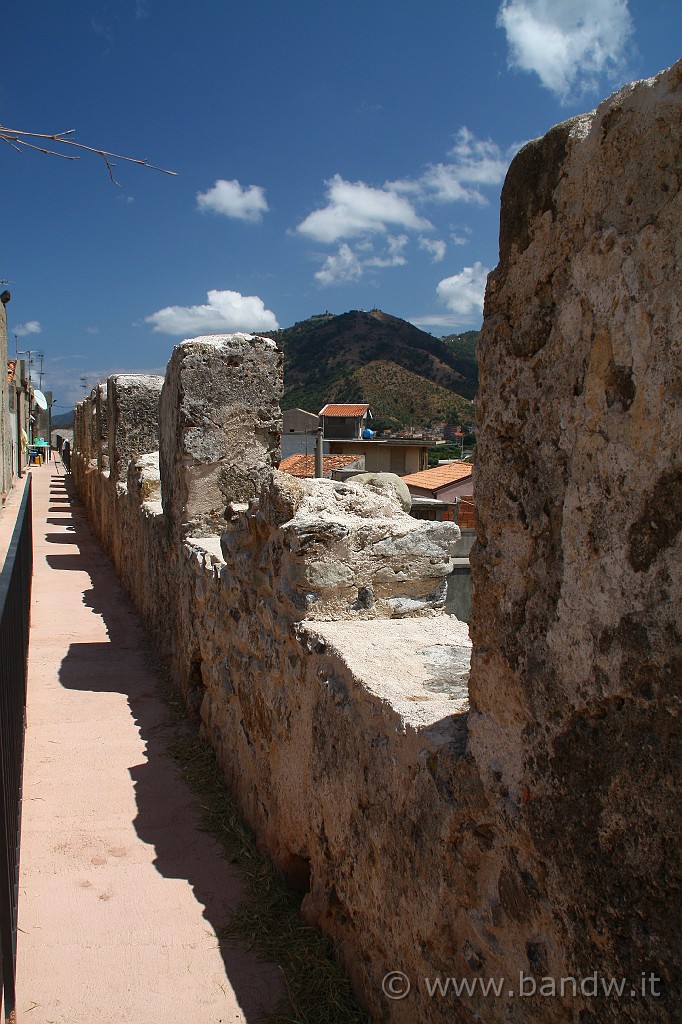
[279,453,364,479]
[318,404,370,417]
[402,462,473,491]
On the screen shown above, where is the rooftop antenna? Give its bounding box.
[15,347,33,381]
[80,374,89,395]
[36,350,46,389]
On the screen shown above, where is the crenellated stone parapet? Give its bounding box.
[95,383,108,472]
[70,59,681,1024]
[159,334,282,538]
[107,373,164,483]
[71,329,470,1023]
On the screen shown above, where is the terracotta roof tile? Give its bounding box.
[319,404,370,417]
[402,462,473,491]
[279,453,364,479]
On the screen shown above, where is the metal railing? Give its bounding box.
[0,478,33,1021]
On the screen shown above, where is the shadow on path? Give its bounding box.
[43,474,283,1020]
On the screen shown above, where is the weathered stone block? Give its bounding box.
[471,58,682,1015]
[221,473,460,620]
[350,471,412,511]
[107,374,164,483]
[95,383,108,472]
[159,334,282,538]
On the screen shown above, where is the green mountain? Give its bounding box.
[336,360,476,429]
[440,330,479,396]
[263,309,478,430]
[52,410,75,428]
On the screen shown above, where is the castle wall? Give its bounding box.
[71,61,681,1024]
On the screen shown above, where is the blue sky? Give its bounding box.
[2,0,679,408]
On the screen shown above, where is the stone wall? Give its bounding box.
[71,61,681,1024]
[73,333,472,1023]
[0,298,12,499]
[469,60,680,1021]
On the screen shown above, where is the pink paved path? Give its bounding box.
[16,462,282,1023]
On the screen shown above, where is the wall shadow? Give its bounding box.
[43,476,284,1019]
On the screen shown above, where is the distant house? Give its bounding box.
[279,453,365,479]
[319,403,372,440]
[281,407,327,461]
[325,437,430,476]
[7,358,32,482]
[401,461,474,502]
[282,408,320,434]
[318,402,430,475]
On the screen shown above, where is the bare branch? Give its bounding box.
[0,125,177,183]
[2,135,77,160]
[0,136,23,154]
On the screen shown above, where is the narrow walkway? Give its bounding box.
[17,462,282,1023]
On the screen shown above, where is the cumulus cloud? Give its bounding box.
[297,175,431,243]
[436,262,490,319]
[365,234,409,268]
[314,236,410,287]
[13,320,42,336]
[497,0,634,102]
[419,237,447,262]
[298,129,516,285]
[314,245,363,286]
[390,127,518,206]
[145,289,278,334]
[197,179,269,222]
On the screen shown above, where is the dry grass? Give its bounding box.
[159,679,369,1024]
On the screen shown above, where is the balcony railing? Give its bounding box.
[0,478,33,1021]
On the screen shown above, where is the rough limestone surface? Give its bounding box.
[159,334,283,538]
[349,471,413,511]
[470,59,682,1021]
[87,390,98,463]
[95,383,109,472]
[70,61,681,1024]
[219,472,459,619]
[107,374,164,483]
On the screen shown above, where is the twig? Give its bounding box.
[0,125,177,185]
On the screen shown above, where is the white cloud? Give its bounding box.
[419,237,447,263]
[365,234,409,268]
[86,326,100,335]
[145,289,278,334]
[497,0,634,102]
[436,262,490,319]
[298,130,516,285]
[314,245,363,286]
[197,179,269,223]
[388,127,518,206]
[447,127,512,186]
[13,320,42,336]
[297,174,431,243]
[314,235,410,287]
[410,314,472,330]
